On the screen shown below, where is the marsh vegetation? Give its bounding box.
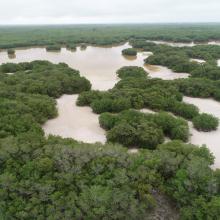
[1,24,220,219]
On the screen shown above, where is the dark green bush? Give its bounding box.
[152,112,189,142]
[192,113,219,131]
[116,66,147,79]
[0,136,160,220]
[46,45,61,51]
[122,48,137,56]
[171,101,199,120]
[100,110,189,147]
[107,121,164,149]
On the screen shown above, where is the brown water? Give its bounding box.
[0,43,189,90]
[147,40,197,47]
[145,64,189,80]
[1,43,220,168]
[0,44,190,148]
[190,58,206,64]
[183,96,220,168]
[43,94,106,143]
[147,40,220,47]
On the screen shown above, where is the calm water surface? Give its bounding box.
[0,43,189,90]
[183,96,220,168]
[43,94,106,143]
[147,40,220,47]
[2,44,220,167]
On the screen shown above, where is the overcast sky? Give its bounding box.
[0,0,219,25]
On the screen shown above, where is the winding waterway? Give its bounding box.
[0,43,189,90]
[1,43,220,167]
[183,97,220,168]
[147,40,220,47]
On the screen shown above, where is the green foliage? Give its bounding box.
[0,62,33,73]
[116,66,147,79]
[2,24,220,49]
[1,25,220,219]
[153,112,189,142]
[175,78,216,98]
[0,61,91,98]
[99,113,118,130]
[0,61,91,138]
[146,52,198,73]
[100,110,189,148]
[46,44,61,51]
[0,136,161,220]
[78,67,202,133]
[91,97,132,114]
[192,113,219,131]
[170,101,199,120]
[122,48,137,56]
[107,120,164,149]
[66,43,76,50]
[190,63,220,80]
[154,141,220,220]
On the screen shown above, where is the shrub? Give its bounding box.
[46,45,61,51]
[77,91,104,106]
[101,110,189,148]
[107,121,164,149]
[171,101,199,119]
[192,113,219,131]
[122,48,137,56]
[116,66,147,79]
[91,98,113,113]
[66,43,76,50]
[99,113,118,130]
[153,112,189,142]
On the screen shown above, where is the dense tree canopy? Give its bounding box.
[1,25,220,219]
[0,135,163,220]
[122,48,137,56]
[192,113,219,131]
[116,66,147,79]
[2,24,220,49]
[0,61,91,98]
[100,110,189,148]
[78,66,219,131]
[46,45,61,51]
[0,61,91,139]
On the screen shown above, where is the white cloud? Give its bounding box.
[0,0,219,24]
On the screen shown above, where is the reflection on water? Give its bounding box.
[8,53,16,59]
[43,94,106,143]
[183,96,220,168]
[122,55,137,61]
[0,43,188,90]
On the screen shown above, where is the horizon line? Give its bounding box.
[0,22,220,26]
